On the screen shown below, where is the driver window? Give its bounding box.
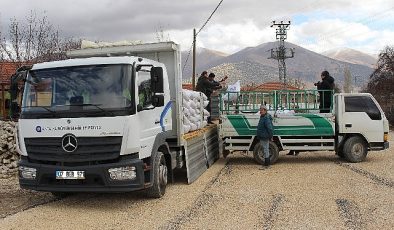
[27,79,53,107]
[137,71,152,108]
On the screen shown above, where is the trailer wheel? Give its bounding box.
[146,151,168,198]
[253,141,279,165]
[343,136,367,163]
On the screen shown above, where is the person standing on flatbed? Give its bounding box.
[196,71,222,123]
[315,70,335,113]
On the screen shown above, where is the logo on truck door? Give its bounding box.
[62,134,78,152]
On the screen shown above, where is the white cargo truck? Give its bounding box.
[13,42,219,197]
[219,90,390,164]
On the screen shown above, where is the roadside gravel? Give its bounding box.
[0,131,393,230]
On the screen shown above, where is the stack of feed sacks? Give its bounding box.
[182,89,210,133]
[0,121,19,178]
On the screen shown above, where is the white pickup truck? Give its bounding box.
[219,90,390,164]
[13,42,219,198]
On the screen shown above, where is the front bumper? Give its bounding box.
[19,155,146,192]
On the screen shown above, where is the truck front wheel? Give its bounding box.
[253,141,279,165]
[343,136,367,163]
[146,151,168,198]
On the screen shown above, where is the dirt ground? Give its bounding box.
[0,132,393,230]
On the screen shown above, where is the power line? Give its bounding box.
[182,0,224,76]
[182,43,193,74]
[196,0,224,36]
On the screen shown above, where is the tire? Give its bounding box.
[146,151,168,198]
[343,136,368,163]
[336,146,345,158]
[253,141,279,165]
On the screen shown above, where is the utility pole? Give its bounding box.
[192,28,196,90]
[269,21,294,89]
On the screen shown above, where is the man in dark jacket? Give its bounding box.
[196,71,221,123]
[196,72,221,98]
[315,70,335,113]
[256,104,274,168]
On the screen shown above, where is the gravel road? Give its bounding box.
[0,132,393,230]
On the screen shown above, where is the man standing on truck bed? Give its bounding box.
[257,104,274,169]
[196,71,221,123]
[315,70,335,113]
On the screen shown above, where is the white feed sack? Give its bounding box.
[182,89,210,133]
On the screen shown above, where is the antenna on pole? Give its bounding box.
[269,21,294,89]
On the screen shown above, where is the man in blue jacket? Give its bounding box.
[256,104,274,168]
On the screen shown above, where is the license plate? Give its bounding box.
[56,170,85,179]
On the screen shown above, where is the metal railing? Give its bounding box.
[218,90,334,114]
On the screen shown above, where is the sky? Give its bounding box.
[0,0,393,56]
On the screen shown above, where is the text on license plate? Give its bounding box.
[56,171,85,179]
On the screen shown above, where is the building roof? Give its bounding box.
[0,61,23,84]
[182,81,301,92]
[182,83,193,90]
[242,82,300,91]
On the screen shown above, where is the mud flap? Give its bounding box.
[184,125,219,184]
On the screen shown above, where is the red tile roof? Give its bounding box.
[182,82,301,92]
[0,61,23,84]
[242,82,300,91]
[182,83,193,90]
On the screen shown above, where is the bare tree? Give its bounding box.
[365,46,394,125]
[343,66,352,93]
[0,11,80,65]
[154,23,171,42]
[288,78,306,89]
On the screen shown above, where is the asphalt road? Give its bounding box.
[0,133,393,230]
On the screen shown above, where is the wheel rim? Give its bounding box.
[159,163,168,186]
[351,143,365,158]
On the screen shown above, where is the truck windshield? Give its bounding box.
[21,64,133,118]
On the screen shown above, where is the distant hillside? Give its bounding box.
[182,42,375,89]
[322,48,377,68]
[181,47,228,79]
[209,61,278,85]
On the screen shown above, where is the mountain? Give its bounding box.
[181,47,228,79]
[182,42,375,88]
[322,48,377,68]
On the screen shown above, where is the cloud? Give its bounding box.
[0,0,393,54]
[290,18,392,54]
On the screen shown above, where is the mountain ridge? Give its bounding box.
[181,42,375,88]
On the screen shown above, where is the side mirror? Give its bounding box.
[152,95,164,107]
[150,67,164,93]
[10,70,28,119]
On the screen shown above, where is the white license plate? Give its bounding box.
[56,170,85,179]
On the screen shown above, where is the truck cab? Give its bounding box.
[16,55,173,197]
[335,93,390,161]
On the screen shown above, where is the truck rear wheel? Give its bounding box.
[343,136,367,163]
[146,151,168,198]
[253,141,279,165]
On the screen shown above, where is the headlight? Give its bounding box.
[108,166,136,180]
[19,166,37,180]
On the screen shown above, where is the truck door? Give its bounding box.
[136,69,163,159]
[339,95,384,143]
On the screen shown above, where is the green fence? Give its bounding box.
[219,90,334,114]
